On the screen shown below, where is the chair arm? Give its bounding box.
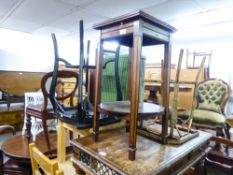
[211,136,233,147]
[0,125,16,135]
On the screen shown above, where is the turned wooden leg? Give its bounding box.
[26,114,32,143]
[0,150,3,175]
[224,123,230,140]
[42,119,50,149]
[93,111,100,142]
[215,127,223,149]
[216,127,224,137]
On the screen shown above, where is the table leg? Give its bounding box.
[26,114,32,143]
[148,90,159,104]
[57,120,66,162]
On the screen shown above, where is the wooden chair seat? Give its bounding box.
[26,104,54,119]
[26,103,55,149]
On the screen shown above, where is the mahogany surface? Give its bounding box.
[71,129,212,175]
[93,10,176,32]
[1,132,57,163]
[99,101,164,116]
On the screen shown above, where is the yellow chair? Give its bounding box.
[29,143,64,175]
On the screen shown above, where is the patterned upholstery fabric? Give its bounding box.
[179,79,230,127]
[196,79,228,113]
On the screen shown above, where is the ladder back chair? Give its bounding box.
[29,143,64,175]
[186,49,212,80]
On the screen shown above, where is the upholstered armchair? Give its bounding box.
[179,78,231,138]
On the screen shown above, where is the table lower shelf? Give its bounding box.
[138,121,199,144]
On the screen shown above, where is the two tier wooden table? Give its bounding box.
[92,10,176,160]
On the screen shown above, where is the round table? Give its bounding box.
[99,101,164,132]
[1,133,57,163]
[99,100,164,116]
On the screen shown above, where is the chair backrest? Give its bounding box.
[101,53,129,102]
[101,53,145,102]
[29,143,64,175]
[50,33,82,117]
[186,49,212,80]
[196,79,230,113]
[41,70,78,113]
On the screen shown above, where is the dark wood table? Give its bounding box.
[1,133,57,164]
[71,129,212,175]
[99,100,165,137]
[99,101,164,116]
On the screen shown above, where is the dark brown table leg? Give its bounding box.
[147,90,159,104]
[26,114,32,144]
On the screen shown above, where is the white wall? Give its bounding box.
[0,28,98,72]
[0,28,54,72]
[172,21,233,85]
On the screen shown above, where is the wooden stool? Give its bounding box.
[57,119,126,162]
[57,119,91,162]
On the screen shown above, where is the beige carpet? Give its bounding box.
[59,157,76,174]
